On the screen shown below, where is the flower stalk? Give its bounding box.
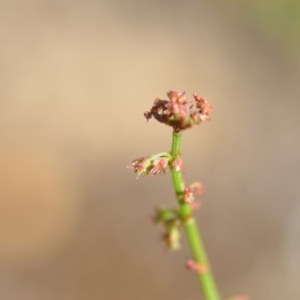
[127,90,238,300]
[170,130,220,300]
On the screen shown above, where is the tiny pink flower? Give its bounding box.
[126,157,147,179]
[186,259,209,273]
[172,157,184,171]
[190,182,203,195]
[183,187,195,204]
[150,158,168,176]
[128,153,172,179]
[183,182,203,204]
[193,94,213,122]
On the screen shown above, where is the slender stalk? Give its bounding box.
[169,131,221,300]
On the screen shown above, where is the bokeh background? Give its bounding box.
[1,1,300,299]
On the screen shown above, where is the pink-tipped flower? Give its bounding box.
[186,259,209,273]
[172,157,184,171]
[144,91,213,132]
[150,157,168,176]
[183,181,203,204]
[193,94,213,122]
[183,187,195,204]
[189,182,203,195]
[127,152,172,179]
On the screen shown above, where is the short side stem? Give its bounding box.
[169,131,220,300]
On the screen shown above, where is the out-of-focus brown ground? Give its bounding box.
[0,1,300,299]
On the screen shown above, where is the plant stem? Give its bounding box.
[169,131,221,300]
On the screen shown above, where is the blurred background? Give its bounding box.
[0,1,300,299]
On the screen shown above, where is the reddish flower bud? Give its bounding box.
[183,181,203,204]
[190,182,203,195]
[172,157,184,171]
[186,259,209,273]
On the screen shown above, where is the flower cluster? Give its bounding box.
[127,152,172,179]
[144,91,212,132]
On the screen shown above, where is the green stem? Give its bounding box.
[169,131,221,300]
